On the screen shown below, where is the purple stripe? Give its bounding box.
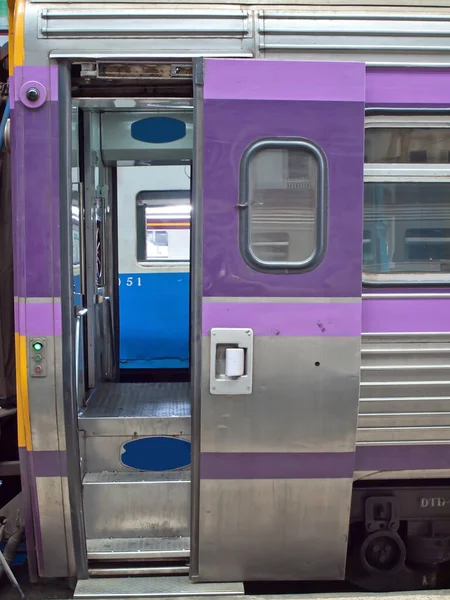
[11,67,60,298]
[14,300,62,336]
[30,450,68,478]
[18,448,39,581]
[200,452,355,479]
[355,444,450,472]
[366,68,450,107]
[202,301,360,336]
[362,299,450,333]
[205,59,366,102]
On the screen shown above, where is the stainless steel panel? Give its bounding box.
[357,333,450,444]
[40,9,249,38]
[26,332,61,452]
[83,471,190,539]
[199,479,352,581]
[74,576,243,599]
[36,476,71,577]
[201,336,360,453]
[87,536,190,560]
[25,3,450,68]
[88,566,189,576]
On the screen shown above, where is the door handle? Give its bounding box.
[209,328,253,395]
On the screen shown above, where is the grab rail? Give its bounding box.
[103,296,117,380]
[74,307,87,404]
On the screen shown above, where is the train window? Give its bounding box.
[239,139,326,272]
[136,190,191,264]
[364,116,450,284]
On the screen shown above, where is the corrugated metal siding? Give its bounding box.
[358,333,450,444]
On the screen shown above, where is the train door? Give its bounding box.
[192,59,365,581]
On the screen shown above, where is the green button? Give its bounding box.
[32,342,43,352]
[35,354,42,362]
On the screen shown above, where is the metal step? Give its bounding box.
[74,576,244,599]
[83,471,190,539]
[87,537,190,561]
[79,382,190,472]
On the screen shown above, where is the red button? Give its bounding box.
[35,365,42,374]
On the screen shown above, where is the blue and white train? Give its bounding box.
[117,166,191,371]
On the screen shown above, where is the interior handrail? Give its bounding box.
[103,296,117,380]
[74,307,87,404]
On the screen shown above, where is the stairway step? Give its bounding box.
[87,536,190,560]
[79,382,190,436]
[83,472,190,539]
[74,576,244,599]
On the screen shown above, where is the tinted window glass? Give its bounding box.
[363,182,450,274]
[365,128,450,163]
[241,141,325,271]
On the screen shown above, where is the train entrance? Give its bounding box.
[64,58,365,588]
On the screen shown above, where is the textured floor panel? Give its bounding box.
[81,383,190,418]
[74,576,243,598]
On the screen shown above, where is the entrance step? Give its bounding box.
[87,536,190,561]
[83,471,190,539]
[79,382,190,472]
[74,576,244,599]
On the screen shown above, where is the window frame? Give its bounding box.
[239,137,327,274]
[135,189,191,267]
[363,111,450,286]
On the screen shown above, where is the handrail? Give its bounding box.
[103,296,117,380]
[74,307,87,405]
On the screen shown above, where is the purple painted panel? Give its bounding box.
[202,301,361,337]
[355,444,450,471]
[14,300,62,337]
[205,59,366,102]
[200,452,355,479]
[202,99,364,298]
[12,66,58,105]
[366,68,450,108]
[362,299,450,333]
[11,66,61,298]
[30,449,68,477]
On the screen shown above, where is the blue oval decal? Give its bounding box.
[131,117,186,144]
[121,436,191,471]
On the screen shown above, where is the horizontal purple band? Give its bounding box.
[14,300,62,337]
[355,444,450,472]
[29,450,67,478]
[204,59,366,102]
[366,68,450,107]
[200,452,355,479]
[202,301,360,337]
[362,299,450,333]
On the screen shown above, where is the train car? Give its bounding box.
[117,165,191,372]
[7,0,450,597]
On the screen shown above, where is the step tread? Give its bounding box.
[74,576,244,598]
[83,471,191,484]
[87,536,190,560]
[80,382,190,420]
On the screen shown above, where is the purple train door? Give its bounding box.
[193,59,365,582]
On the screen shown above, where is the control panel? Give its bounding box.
[30,338,47,377]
